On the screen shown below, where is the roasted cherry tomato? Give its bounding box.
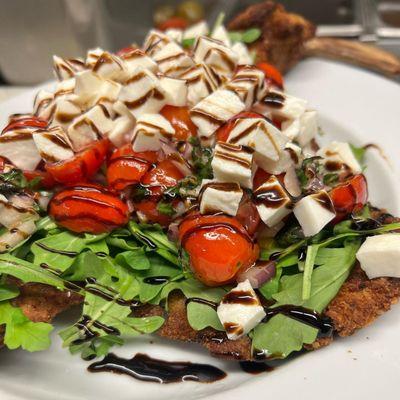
[116,45,138,57]
[160,105,197,141]
[23,170,56,189]
[49,184,129,234]
[107,145,157,191]
[330,174,368,221]
[0,157,6,173]
[141,159,185,198]
[2,115,47,133]
[215,111,265,142]
[179,214,260,286]
[45,139,109,185]
[256,62,284,89]
[157,16,188,31]
[236,192,261,236]
[134,199,175,226]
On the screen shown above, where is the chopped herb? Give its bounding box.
[228,27,261,44]
[157,201,175,216]
[182,37,196,48]
[323,173,339,186]
[350,144,366,165]
[190,136,213,180]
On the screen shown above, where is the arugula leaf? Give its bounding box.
[0,283,19,301]
[182,37,195,48]
[228,28,261,44]
[0,302,53,352]
[350,144,366,165]
[115,248,151,271]
[259,268,282,300]
[0,253,65,289]
[187,302,223,331]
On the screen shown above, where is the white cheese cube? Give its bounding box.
[92,51,129,82]
[120,48,158,74]
[118,66,167,119]
[132,113,175,152]
[217,280,266,340]
[0,197,38,230]
[108,116,135,147]
[53,55,85,81]
[183,21,209,39]
[143,30,172,56]
[227,117,289,163]
[85,48,104,69]
[165,28,183,43]
[254,175,292,227]
[297,110,318,146]
[231,42,253,65]
[317,141,362,174]
[159,75,188,107]
[199,180,243,216]
[261,91,307,121]
[67,105,113,151]
[33,90,55,121]
[33,126,74,163]
[226,66,267,109]
[180,63,221,106]
[193,36,238,76]
[211,25,231,46]
[294,191,336,237]
[151,41,194,77]
[356,234,400,279]
[51,96,82,130]
[281,118,300,141]
[191,89,245,138]
[212,142,254,189]
[54,78,75,99]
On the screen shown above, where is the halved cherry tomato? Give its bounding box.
[45,139,109,185]
[2,115,47,133]
[330,174,368,222]
[134,199,175,226]
[107,145,157,191]
[0,157,5,173]
[215,111,265,142]
[141,159,185,198]
[236,192,261,236]
[256,62,284,89]
[49,184,129,234]
[116,45,138,57]
[160,105,197,141]
[157,16,188,31]
[23,170,56,190]
[179,214,260,286]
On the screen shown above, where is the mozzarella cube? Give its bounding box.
[261,91,307,121]
[297,110,318,146]
[0,197,38,230]
[183,21,209,39]
[191,89,245,138]
[85,48,104,69]
[51,96,82,129]
[54,78,75,98]
[317,141,362,174]
[33,126,74,163]
[294,191,336,237]
[217,280,266,340]
[254,175,292,227]
[165,28,183,43]
[108,116,135,147]
[227,117,289,163]
[67,105,113,151]
[132,113,175,152]
[0,219,37,253]
[232,42,253,65]
[92,51,129,82]
[226,66,267,109]
[180,63,221,106]
[151,41,194,77]
[211,25,231,46]
[120,48,158,74]
[159,75,188,107]
[143,30,172,56]
[357,234,400,279]
[118,67,166,119]
[53,55,85,81]
[281,118,300,141]
[199,180,243,216]
[193,36,238,76]
[33,90,55,121]
[212,142,254,189]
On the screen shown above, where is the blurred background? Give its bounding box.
[0,0,400,87]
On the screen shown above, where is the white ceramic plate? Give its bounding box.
[0,59,400,400]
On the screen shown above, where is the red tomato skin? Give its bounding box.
[133,200,174,226]
[256,62,284,89]
[116,45,138,57]
[215,111,266,142]
[160,105,197,141]
[2,116,48,133]
[330,174,368,221]
[157,17,188,31]
[179,214,259,286]
[23,170,56,189]
[46,139,110,185]
[107,145,157,191]
[48,184,129,234]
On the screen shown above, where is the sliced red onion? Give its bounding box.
[160,141,192,176]
[180,141,193,163]
[237,260,276,289]
[284,166,301,197]
[160,140,178,157]
[167,221,180,242]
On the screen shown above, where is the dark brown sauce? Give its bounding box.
[253,184,289,208]
[223,322,243,336]
[312,191,335,213]
[143,276,169,285]
[35,242,78,257]
[228,120,259,144]
[40,263,62,276]
[88,353,226,384]
[185,297,218,310]
[190,109,225,126]
[325,160,342,171]
[221,290,258,306]
[198,182,241,203]
[239,361,274,374]
[214,150,251,169]
[262,92,285,109]
[286,147,299,164]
